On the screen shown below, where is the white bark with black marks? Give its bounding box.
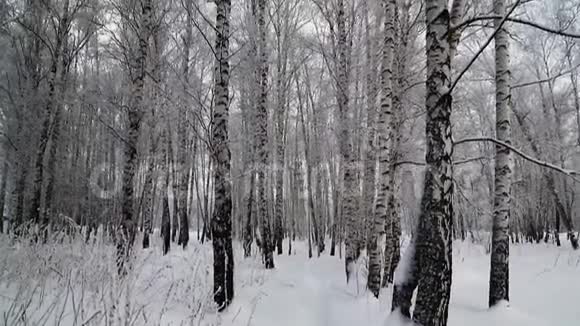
[489,0,513,308]
[117,0,151,276]
[211,0,235,311]
[403,1,454,325]
[368,0,395,298]
[256,0,274,269]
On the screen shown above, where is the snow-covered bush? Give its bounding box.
[0,230,217,326]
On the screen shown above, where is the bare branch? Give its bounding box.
[395,156,490,167]
[449,0,522,94]
[453,16,580,39]
[512,61,580,89]
[454,137,580,182]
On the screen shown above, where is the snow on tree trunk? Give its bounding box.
[392,234,418,317]
[211,0,235,311]
[117,0,151,276]
[410,0,454,324]
[489,0,513,308]
[368,0,395,298]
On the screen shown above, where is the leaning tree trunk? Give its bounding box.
[211,0,235,311]
[489,0,513,308]
[368,0,395,298]
[117,0,151,276]
[256,0,274,269]
[394,1,454,325]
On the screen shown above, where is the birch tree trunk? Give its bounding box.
[169,130,179,243]
[29,0,70,232]
[411,0,454,324]
[256,0,274,269]
[273,89,285,255]
[368,0,395,298]
[383,0,408,287]
[336,0,358,283]
[44,9,72,228]
[142,111,159,249]
[297,75,321,255]
[243,170,255,257]
[211,0,235,311]
[117,0,151,275]
[489,0,513,307]
[273,8,287,255]
[0,160,7,234]
[141,152,155,249]
[178,0,194,249]
[361,0,378,250]
[161,170,171,255]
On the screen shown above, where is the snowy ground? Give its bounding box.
[1,232,579,325]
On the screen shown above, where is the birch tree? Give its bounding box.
[334,0,358,283]
[392,0,454,324]
[177,0,194,250]
[367,0,394,298]
[211,0,235,311]
[360,0,378,253]
[489,0,513,308]
[117,0,152,275]
[256,0,275,269]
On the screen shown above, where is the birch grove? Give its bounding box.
[1,0,580,324]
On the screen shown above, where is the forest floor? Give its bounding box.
[0,233,579,325]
